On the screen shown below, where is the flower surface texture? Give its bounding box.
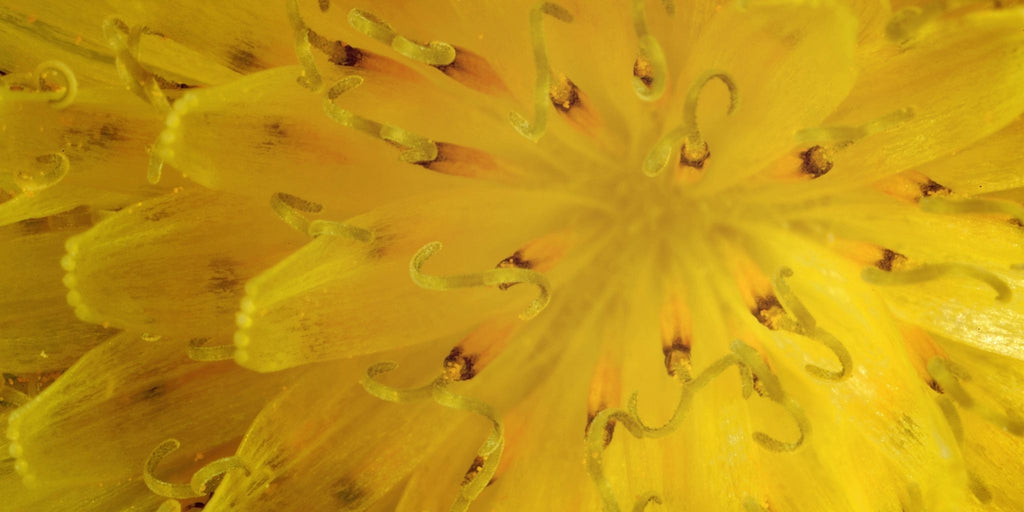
[2,0,1024,510]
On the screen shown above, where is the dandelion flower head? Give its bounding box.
[1,0,1024,510]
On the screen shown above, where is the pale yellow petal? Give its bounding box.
[678,0,859,193]
[0,207,117,373]
[235,186,574,371]
[819,9,1024,188]
[6,332,300,488]
[63,188,305,335]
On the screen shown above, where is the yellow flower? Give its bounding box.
[2,0,1024,510]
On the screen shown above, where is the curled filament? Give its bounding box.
[410,241,552,320]
[508,2,574,142]
[928,357,1024,435]
[0,60,79,109]
[919,196,1024,225]
[797,107,915,146]
[642,71,738,176]
[16,153,70,194]
[862,263,1012,302]
[103,18,170,113]
[270,192,373,242]
[144,439,249,499]
[348,9,456,66]
[630,0,673,101]
[729,340,808,452]
[588,340,807,511]
[359,362,505,511]
[287,0,323,90]
[360,361,444,403]
[432,386,504,511]
[772,268,852,380]
[323,76,439,165]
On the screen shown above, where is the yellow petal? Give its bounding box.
[681,0,858,193]
[6,331,300,488]
[821,9,1024,188]
[235,186,572,371]
[915,117,1024,195]
[206,344,481,511]
[155,66,461,216]
[0,206,117,373]
[63,188,305,335]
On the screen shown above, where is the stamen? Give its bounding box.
[631,354,740,436]
[729,341,782,400]
[323,76,439,165]
[379,124,440,164]
[360,361,443,403]
[143,439,203,499]
[588,344,806,510]
[730,341,808,452]
[919,197,1024,224]
[800,328,852,381]
[15,153,69,194]
[630,0,673,101]
[875,171,952,203]
[360,361,503,512]
[189,455,249,495]
[771,268,814,329]
[797,107,915,145]
[862,264,1012,302]
[270,192,373,241]
[798,145,834,178]
[0,60,78,109]
[147,149,164,185]
[660,296,694,380]
[443,347,478,381]
[587,340,808,511]
[410,242,551,320]
[885,2,946,42]
[494,232,572,289]
[875,248,908,272]
[157,500,181,512]
[549,73,580,113]
[743,497,771,512]
[347,9,456,66]
[286,0,323,90]
[585,406,647,512]
[904,483,925,512]
[1,385,31,407]
[969,473,993,503]
[509,2,574,141]
[102,18,171,112]
[772,268,852,380]
[935,395,964,446]
[442,319,518,381]
[642,71,738,176]
[307,29,364,67]
[927,357,1024,435]
[431,386,504,512]
[271,192,322,234]
[322,76,380,134]
[143,439,250,501]
[434,47,509,96]
[187,337,234,362]
[632,493,663,511]
[751,294,786,330]
[586,355,623,448]
[795,107,913,177]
